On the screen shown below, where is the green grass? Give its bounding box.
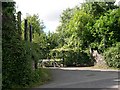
[11,68,52,89]
[31,68,52,88]
[92,64,120,70]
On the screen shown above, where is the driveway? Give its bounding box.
[38,67,120,88]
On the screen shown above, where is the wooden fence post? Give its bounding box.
[17,11,22,40]
[29,24,37,69]
[29,24,32,42]
[24,19,28,41]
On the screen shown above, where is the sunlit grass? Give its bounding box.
[92,64,120,70]
[27,68,52,88]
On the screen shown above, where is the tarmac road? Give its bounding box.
[38,67,120,89]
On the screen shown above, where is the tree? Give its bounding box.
[21,14,45,41]
[47,32,59,49]
[56,6,83,48]
[91,8,120,51]
[49,1,120,67]
[64,10,94,50]
[26,14,45,35]
[81,1,118,18]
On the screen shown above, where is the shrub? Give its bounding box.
[64,51,92,67]
[76,51,92,66]
[2,2,33,89]
[64,51,76,66]
[2,2,51,89]
[2,40,33,89]
[104,42,120,68]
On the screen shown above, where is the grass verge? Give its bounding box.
[31,68,52,88]
[11,68,52,90]
[92,65,120,70]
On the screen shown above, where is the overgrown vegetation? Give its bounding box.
[104,42,120,68]
[2,1,120,89]
[50,1,120,68]
[2,2,51,89]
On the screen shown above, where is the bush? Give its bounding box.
[104,42,120,68]
[2,2,34,88]
[33,68,51,84]
[2,41,33,89]
[77,51,92,66]
[2,2,51,89]
[3,40,51,89]
[64,51,92,67]
[64,51,76,66]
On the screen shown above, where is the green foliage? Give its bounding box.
[91,8,120,51]
[21,14,46,42]
[56,7,79,48]
[3,41,33,89]
[64,51,92,67]
[50,48,92,67]
[2,2,50,89]
[57,10,94,51]
[30,68,51,87]
[65,10,94,49]
[104,42,120,68]
[11,41,33,87]
[53,2,120,68]
[21,14,50,59]
[81,1,118,18]
[2,2,28,89]
[26,14,45,35]
[47,32,59,49]
[81,2,106,17]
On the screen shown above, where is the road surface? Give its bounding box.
[38,67,120,88]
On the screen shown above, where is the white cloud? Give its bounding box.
[14,0,83,33]
[115,0,120,6]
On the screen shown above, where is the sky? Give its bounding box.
[14,0,84,33]
[14,0,120,33]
